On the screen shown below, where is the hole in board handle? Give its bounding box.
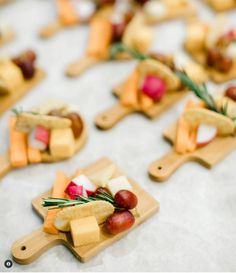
[158,166,162,170]
[21,246,26,251]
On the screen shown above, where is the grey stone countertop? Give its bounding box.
[0,0,236,271]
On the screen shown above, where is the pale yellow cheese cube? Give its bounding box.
[0,59,24,94]
[70,216,100,247]
[49,128,75,158]
[107,176,133,196]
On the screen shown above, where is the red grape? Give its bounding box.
[105,211,135,235]
[114,190,138,210]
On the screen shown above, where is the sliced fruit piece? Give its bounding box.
[196,124,217,148]
[65,181,84,199]
[137,59,180,91]
[88,164,116,187]
[141,75,167,101]
[182,108,235,136]
[72,175,96,196]
[54,200,114,231]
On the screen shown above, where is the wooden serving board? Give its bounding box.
[145,2,196,24]
[95,83,187,130]
[203,0,236,11]
[148,123,236,182]
[11,157,160,264]
[0,117,87,179]
[0,68,45,117]
[185,46,236,83]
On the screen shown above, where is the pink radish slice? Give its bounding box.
[72,175,96,196]
[65,181,84,200]
[141,75,167,101]
[35,126,50,145]
[197,124,217,148]
[28,129,47,151]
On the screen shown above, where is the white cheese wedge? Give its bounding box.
[107,176,133,196]
[144,0,167,18]
[49,128,75,158]
[70,216,100,247]
[88,164,116,187]
[71,0,95,22]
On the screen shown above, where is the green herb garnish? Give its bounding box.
[11,107,39,116]
[109,43,149,61]
[42,192,118,210]
[177,71,236,122]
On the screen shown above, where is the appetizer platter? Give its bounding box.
[0,50,45,116]
[0,23,15,47]
[0,100,87,179]
[149,73,236,181]
[11,157,159,264]
[203,0,236,11]
[95,45,207,130]
[185,16,236,83]
[66,6,154,77]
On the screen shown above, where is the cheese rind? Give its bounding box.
[50,128,75,158]
[70,216,100,247]
[107,176,133,196]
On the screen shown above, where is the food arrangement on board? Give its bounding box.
[65,3,154,77]
[185,16,236,83]
[149,73,236,181]
[95,45,207,129]
[0,100,86,178]
[11,157,159,264]
[0,50,45,116]
[1,0,236,268]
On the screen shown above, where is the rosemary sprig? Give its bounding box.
[177,71,218,112]
[177,71,236,122]
[11,107,23,116]
[11,107,39,116]
[109,43,149,61]
[42,192,118,210]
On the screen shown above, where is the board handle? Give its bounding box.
[11,228,64,265]
[39,21,63,39]
[95,103,134,130]
[0,152,12,179]
[148,150,191,182]
[66,57,100,77]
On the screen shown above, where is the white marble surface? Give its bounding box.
[1,0,236,271]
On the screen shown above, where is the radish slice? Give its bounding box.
[197,124,217,148]
[65,181,84,200]
[72,175,96,196]
[28,128,47,151]
[141,75,167,101]
[35,126,50,145]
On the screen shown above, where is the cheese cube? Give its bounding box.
[70,216,100,247]
[49,128,75,158]
[107,176,133,196]
[0,59,24,94]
